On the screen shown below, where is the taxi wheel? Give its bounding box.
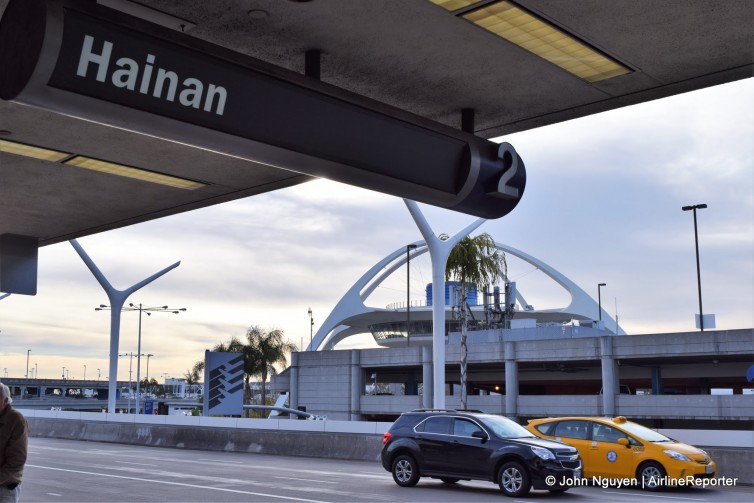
[638,461,667,491]
[497,461,532,497]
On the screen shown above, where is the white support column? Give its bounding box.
[289,352,299,419]
[350,350,362,421]
[600,336,617,416]
[422,345,433,409]
[404,200,486,409]
[69,239,180,414]
[504,341,518,419]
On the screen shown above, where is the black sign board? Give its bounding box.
[0,0,525,218]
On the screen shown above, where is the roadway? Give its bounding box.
[24,438,752,502]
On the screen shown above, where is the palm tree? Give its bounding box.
[446,233,506,409]
[244,326,297,408]
[184,360,204,386]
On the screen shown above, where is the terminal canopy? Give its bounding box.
[1,0,751,249]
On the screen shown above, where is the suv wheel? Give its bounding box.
[392,454,420,487]
[638,462,666,491]
[497,461,531,497]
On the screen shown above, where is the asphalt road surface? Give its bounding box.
[22,438,752,503]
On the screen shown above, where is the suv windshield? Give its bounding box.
[479,414,536,439]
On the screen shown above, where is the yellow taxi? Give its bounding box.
[526,416,716,490]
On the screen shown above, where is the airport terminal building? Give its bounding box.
[273,328,753,428]
[271,243,753,428]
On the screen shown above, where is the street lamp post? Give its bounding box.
[682,204,708,331]
[308,308,313,350]
[83,365,86,381]
[145,353,154,396]
[406,244,417,347]
[34,363,38,380]
[597,283,606,322]
[25,349,30,379]
[99,304,184,413]
[118,352,136,412]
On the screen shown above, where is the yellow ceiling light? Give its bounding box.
[433,0,631,83]
[1,138,205,190]
[63,156,206,190]
[0,139,71,162]
[430,0,479,11]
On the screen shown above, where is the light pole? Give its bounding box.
[119,352,136,413]
[682,204,708,331]
[308,307,313,350]
[34,363,38,379]
[25,349,30,379]
[97,368,101,380]
[597,283,606,321]
[83,365,87,381]
[145,354,154,383]
[145,353,154,395]
[406,244,417,347]
[99,304,185,413]
[62,366,66,380]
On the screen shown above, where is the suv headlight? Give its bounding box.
[531,446,556,461]
[663,450,691,462]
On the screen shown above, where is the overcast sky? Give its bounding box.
[1,78,752,382]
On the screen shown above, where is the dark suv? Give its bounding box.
[381,409,581,497]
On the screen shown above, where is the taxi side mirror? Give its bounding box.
[617,437,630,448]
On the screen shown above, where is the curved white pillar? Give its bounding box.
[404,200,486,409]
[70,239,180,413]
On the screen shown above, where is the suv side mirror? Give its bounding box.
[472,430,489,442]
[617,437,630,448]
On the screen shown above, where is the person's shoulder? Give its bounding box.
[8,407,28,423]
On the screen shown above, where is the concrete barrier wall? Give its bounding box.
[23,412,390,462]
[19,410,752,484]
[617,394,754,420]
[694,447,753,484]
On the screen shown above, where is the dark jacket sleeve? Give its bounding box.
[0,412,28,485]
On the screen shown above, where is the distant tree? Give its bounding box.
[446,233,506,409]
[183,360,204,386]
[139,377,160,396]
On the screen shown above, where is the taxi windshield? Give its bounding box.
[617,421,673,442]
[480,415,536,439]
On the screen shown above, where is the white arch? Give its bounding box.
[310,240,624,350]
